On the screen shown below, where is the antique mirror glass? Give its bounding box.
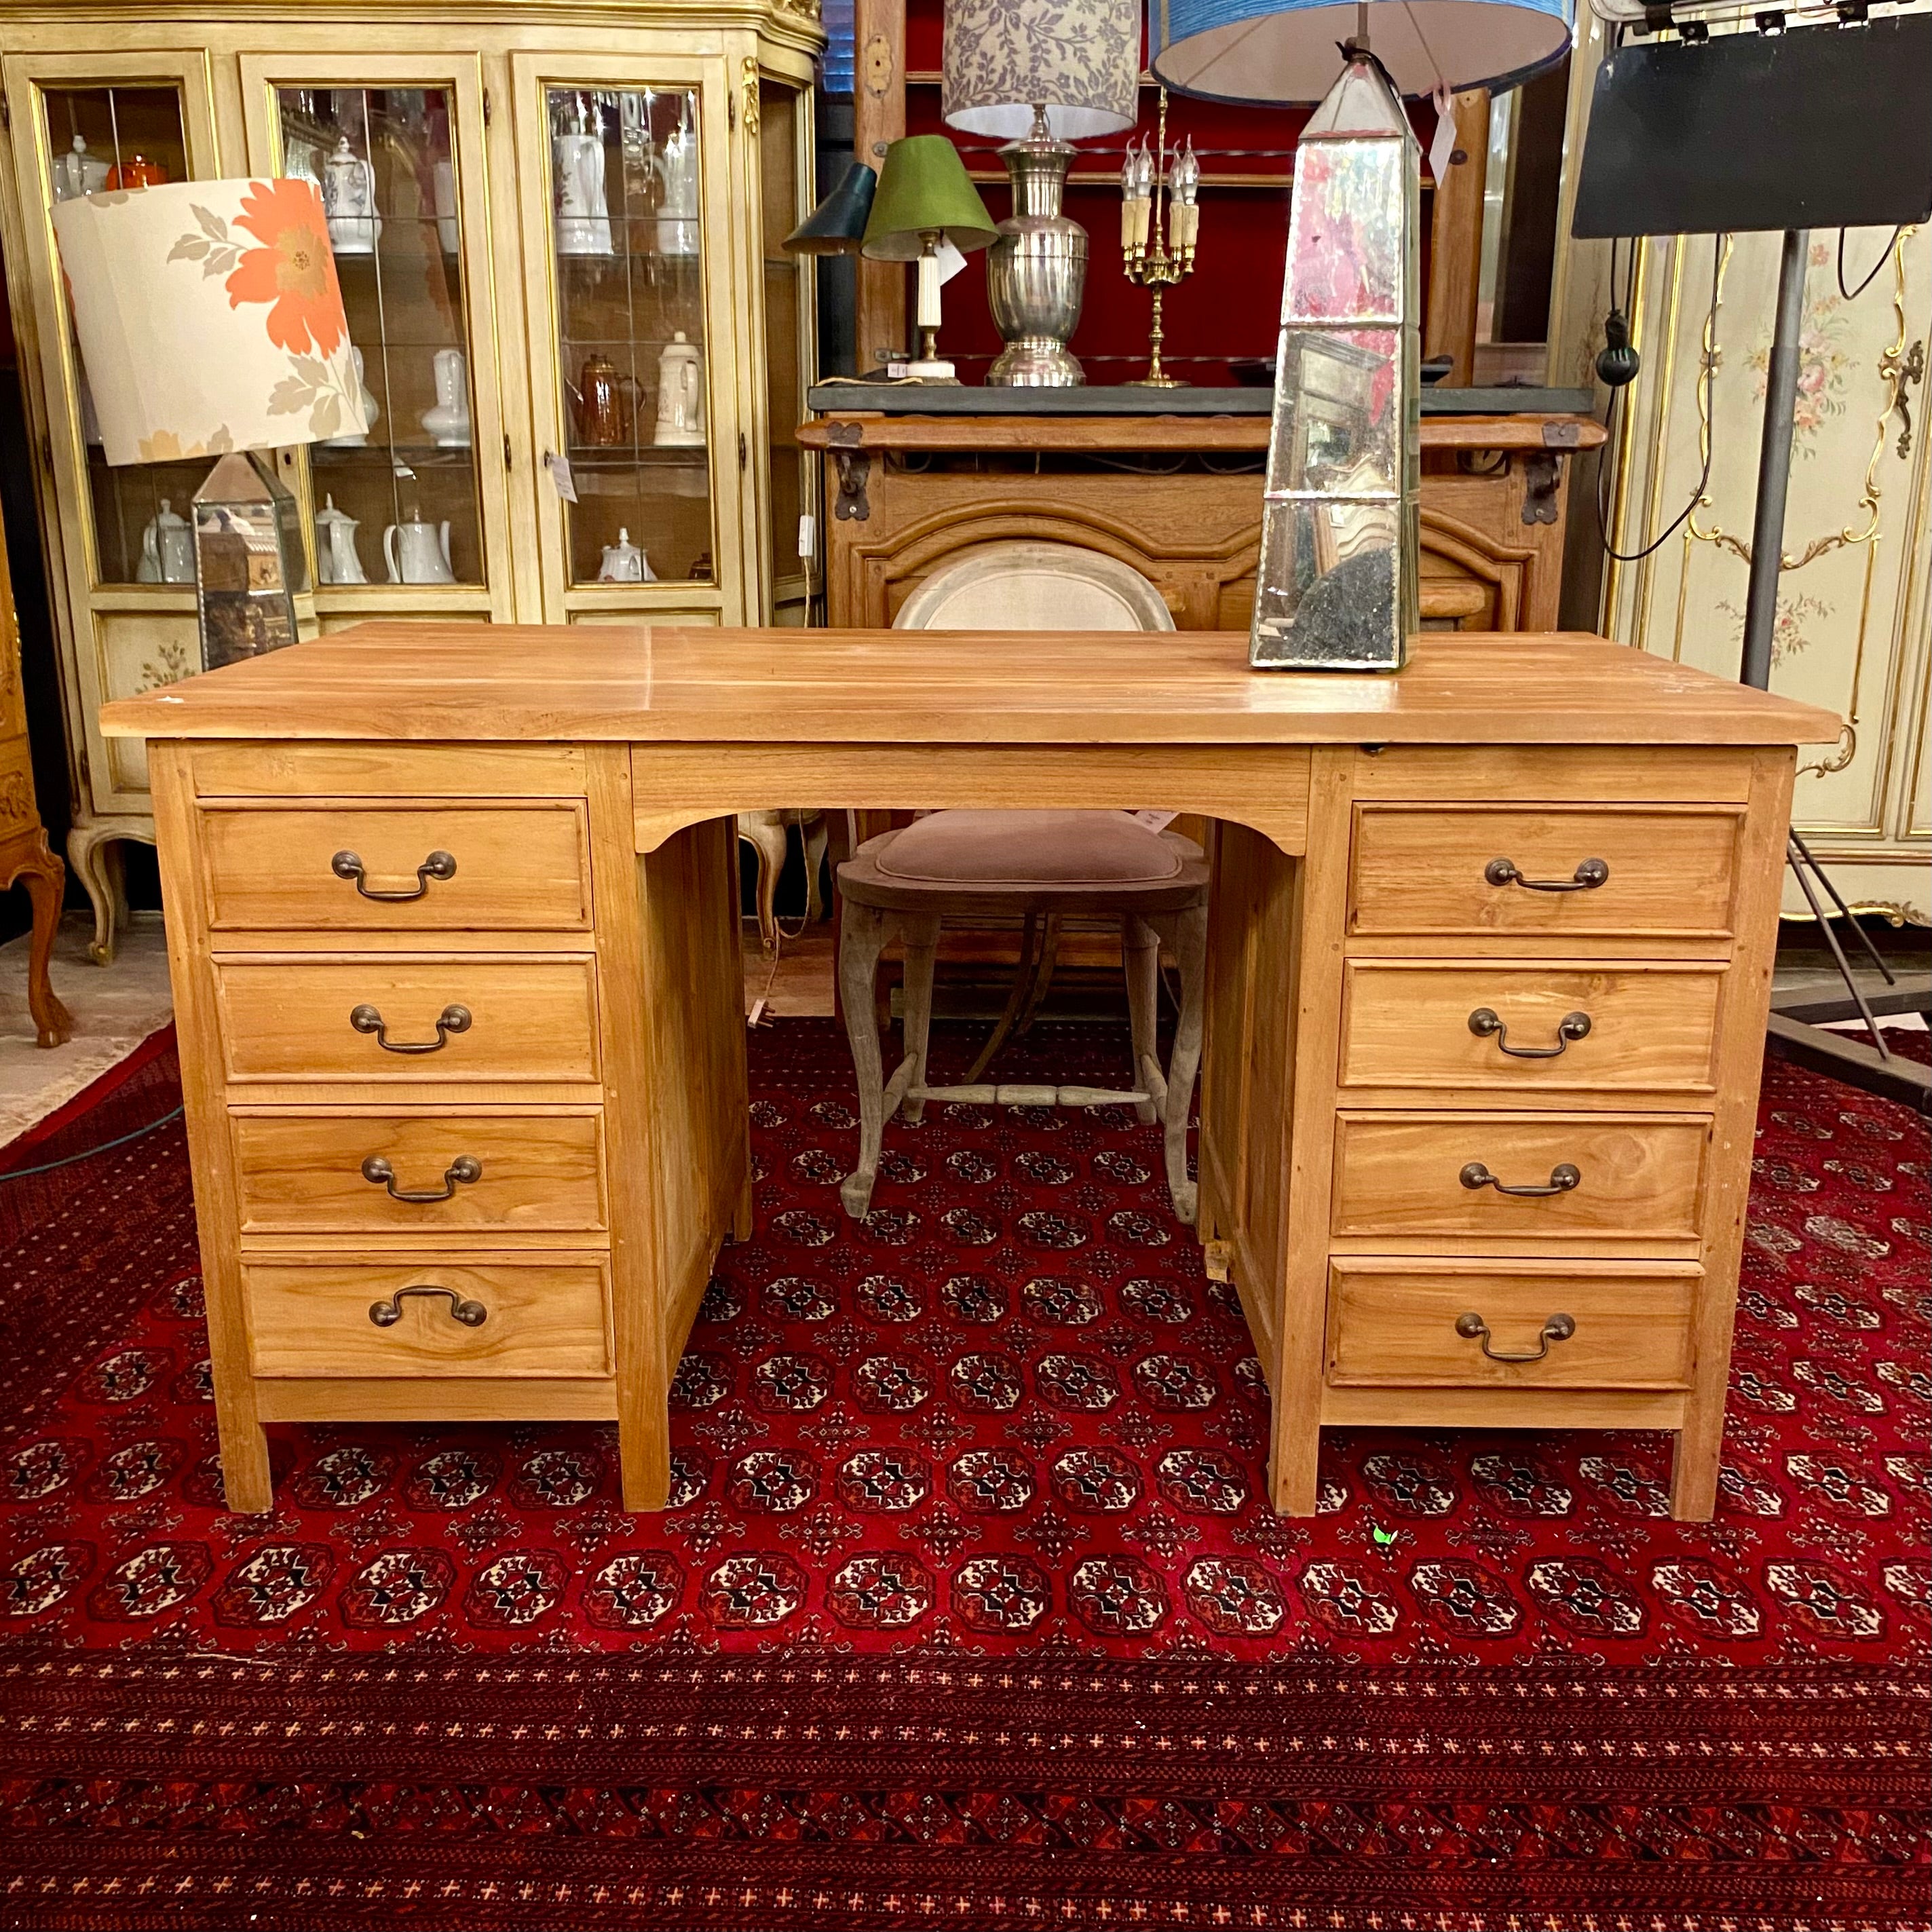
[1250,55,1420,671]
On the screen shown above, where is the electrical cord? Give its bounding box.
[0,1103,184,1181]
[1837,225,1903,303]
[1595,232,1726,565]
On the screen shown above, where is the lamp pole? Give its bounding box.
[1739,226,1808,691]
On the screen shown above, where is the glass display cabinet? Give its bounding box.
[0,1,820,960]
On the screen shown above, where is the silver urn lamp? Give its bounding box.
[942,0,1140,386]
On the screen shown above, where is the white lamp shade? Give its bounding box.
[51,176,368,466]
[1149,0,1572,104]
[943,0,1141,140]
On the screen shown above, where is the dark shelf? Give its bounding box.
[805,382,1598,417]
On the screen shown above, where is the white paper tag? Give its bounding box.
[1429,83,1458,188]
[885,358,910,380]
[1130,809,1179,832]
[797,513,816,559]
[934,238,968,286]
[544,450,578,503]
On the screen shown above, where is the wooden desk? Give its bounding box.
[102,628,1836,1521]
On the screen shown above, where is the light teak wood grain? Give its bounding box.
[1330,1112,1710,1247]
[246,1258,612,1378]
[200,801,592,932]
[98,630,1840,752]
[231,1111,606,1236]
[1326,1259,1699,1390]
[214,957,600,1084]
[1348,803,1743,941]
[1339,960,1726,1095]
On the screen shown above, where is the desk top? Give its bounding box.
[101,627,1839,749]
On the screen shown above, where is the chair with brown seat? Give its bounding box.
[835,541,1209,1226]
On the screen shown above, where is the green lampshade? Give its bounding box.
[860,135,996,260]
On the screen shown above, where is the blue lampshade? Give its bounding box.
[1149,0,1572,103]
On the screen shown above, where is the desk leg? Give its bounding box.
[149,744,271,1513]
[596,759,750,1511]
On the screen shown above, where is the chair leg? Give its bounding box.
[964,908,1040,1082]
[1157,901,1209,1225]
[898,912,941,1124]
[737,814,789,955]
[801,814,829,924]
[1011,911,1063,1042]
[839,902,892,1219]
[1122,913,1160,1126]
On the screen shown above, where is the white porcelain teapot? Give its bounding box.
[322,136,381,254]
[52,134,109,204]
[138,499,195,584]
[315,495,367,586]
[653,333,706,447]
[597,527,656,583]
[383,512,455,584]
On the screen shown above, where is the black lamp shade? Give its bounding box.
[783,162,878,255]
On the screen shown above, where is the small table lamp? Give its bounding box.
[860,136,997,383]
[943,0,1140,386]
[51,176,367,672]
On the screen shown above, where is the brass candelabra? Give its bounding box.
[1118,88,1200,388]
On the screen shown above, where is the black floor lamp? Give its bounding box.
[1574,7,1932,1111]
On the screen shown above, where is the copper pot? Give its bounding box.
[569,353,639,448]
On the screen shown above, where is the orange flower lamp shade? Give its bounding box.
[52,176,366,465]
[52,177,367,670]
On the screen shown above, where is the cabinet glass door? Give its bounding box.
[272,86,485,591]
[39,83,198,588]
[758,77,812,620]
[544,84,715,590]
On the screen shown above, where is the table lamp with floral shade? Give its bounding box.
[1148,0,1571,670]
[52,176,368,672]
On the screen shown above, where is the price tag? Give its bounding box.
[797,513,816,559]
[544,451,578,504]
[1130,810,1179,832]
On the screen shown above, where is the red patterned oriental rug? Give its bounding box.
[0,1019,1925,1930]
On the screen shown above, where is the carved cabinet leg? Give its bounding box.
[67,823,129,966]
[11,833,73,1047]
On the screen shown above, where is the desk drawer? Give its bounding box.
[1331,1112,1709,1244]
[1349,804,1741,941]
[233,1112,605,1235]
[202,801,591,933]
[1326,1259,1697,1390]
[216,958,599,1084]
[1340,961,1723,1094]
[246,1258,611,1378]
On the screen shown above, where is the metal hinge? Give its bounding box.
[738,432,749,469]
[727,91,736,132]
[482,88,492,127]
[504,433,513,471]
[1,96,10,131]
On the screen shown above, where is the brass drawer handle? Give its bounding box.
[332,848,457,901]
[361,1153,482,1202]
[349,1002,471,1055]
[368,1284,488,1329]
[1468,1007,1591,1059]
[1455,1310,1575,1363]
[1460,1160,1581,1197]
[1483,856,1610,893]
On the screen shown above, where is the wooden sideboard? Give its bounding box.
[799,398,1607,634]
[102,626,1833,1520]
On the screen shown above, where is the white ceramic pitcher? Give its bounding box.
[384,513,455,584]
